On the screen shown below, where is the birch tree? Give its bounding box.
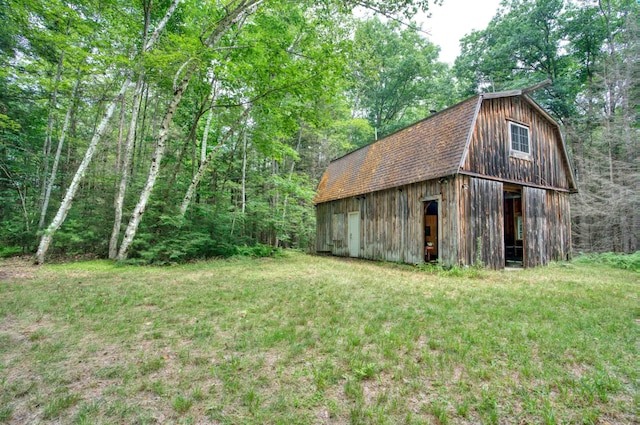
[179,106,252,218]
[35,0,181,264]
[39,69,83,235]
[116,0,264,260]
[108,75,145,259]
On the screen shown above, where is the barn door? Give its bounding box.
[523,187,548,267]
[348,211,360,257]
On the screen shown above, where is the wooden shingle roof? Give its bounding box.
[314,96,480,204]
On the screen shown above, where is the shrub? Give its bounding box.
[0,246,23,258]
[235,244,282,258]
[573,252,639,272]
[128,232,239,265]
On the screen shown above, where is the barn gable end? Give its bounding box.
[459,95,577,192]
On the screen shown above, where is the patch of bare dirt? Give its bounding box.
[0,257,37,280]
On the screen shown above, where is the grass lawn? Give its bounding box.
[0,253,637,424]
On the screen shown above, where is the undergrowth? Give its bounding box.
[416,259,486,278]
[572,251,639,271]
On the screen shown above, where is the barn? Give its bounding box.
[314,86,578,269]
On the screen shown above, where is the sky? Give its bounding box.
[419,0,504,64]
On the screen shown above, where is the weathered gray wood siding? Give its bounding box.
[523,187,571,267]
[315,179,460,265]
[457,176,505,269]
[523,187,546,267]
[318,174,572,269]
[463,97,572,191]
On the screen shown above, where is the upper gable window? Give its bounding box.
[509,121,531,159]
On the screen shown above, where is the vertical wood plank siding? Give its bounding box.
[523,187,546,267]
[317,174,571,269]
[315,179,459,265]
[464,97,571,191]
[523,187,572,267]
[465,176,504,269]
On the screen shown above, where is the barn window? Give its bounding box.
[509,122,530,158]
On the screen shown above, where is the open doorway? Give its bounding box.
[504,187,523,266]
[424,200,439,262]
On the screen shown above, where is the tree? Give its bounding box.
[350,17,443,137]
[454,0,580,120]
[35,0,181,264]
[1,0,447,263]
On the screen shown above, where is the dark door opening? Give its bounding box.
[424,200,438,262]
[504,188,523,265]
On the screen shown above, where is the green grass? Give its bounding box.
[0,252,637,424]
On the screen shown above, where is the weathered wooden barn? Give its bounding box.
[314,88,578,269]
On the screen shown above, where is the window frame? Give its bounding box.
[508,121,532,160]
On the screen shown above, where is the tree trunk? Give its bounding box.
[38,52,65,230]
[193,75,218,208]
[179,107,251,219]
[35,0,180,264]
[116,67,195,260]
[108,0,155,259]
[200,74,220,166]
[116,90,126,172]
[35,79,131,264]
[164,103,207,202]
[108,75,145,259]
[241,129,247,215]
[281,126,303,225]
[133,81,150,175]
[38,70,82,234]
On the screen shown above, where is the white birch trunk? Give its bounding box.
[108,75,145,259]
[281,127,303,224]
[116,68,194,260]
[241,130,247,215]
[203,0,264,48]
[116,94,126,172]
[201,109,213,165]
[35,79,131,264]
[38,53,65,230]
[38,71,82,235]
[35,0,180,264]
[179,107,251,219]
[200,74,219,166]
[145,0,181,52]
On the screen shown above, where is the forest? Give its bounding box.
[0,0,637,264]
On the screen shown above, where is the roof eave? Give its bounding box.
[457,96,483,173]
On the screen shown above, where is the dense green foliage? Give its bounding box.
[349,18,452,138]
[573,251,640,272]
[0,0,636,263]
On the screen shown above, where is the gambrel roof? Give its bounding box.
[314,89,577,204]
